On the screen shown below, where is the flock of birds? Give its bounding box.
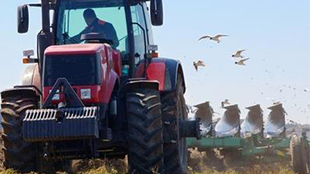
[193,34,250,71]
[188,33,309,119]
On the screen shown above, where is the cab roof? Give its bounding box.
[45,44,104,56]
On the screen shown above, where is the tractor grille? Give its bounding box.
[23,107,99,142]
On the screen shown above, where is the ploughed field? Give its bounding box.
[0,130,297,174]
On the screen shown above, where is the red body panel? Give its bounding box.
[43,44,119,105]
[112,50,122,76]
[99,44,120,103]
[45,44,102,56]
[43,85,103,104]
[137,59,166,91]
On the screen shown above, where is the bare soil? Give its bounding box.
[0,130,296,174]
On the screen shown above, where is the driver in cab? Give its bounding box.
[71,8,119,48]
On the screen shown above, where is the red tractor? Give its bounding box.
[0,0,200,173]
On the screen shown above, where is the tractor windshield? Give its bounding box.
[44,54,101,86]
[55,0,153,72]
[56,0,128,51]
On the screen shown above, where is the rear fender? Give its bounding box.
[125,79,159,91]
[139,58,186,92]
[165,58,186,93]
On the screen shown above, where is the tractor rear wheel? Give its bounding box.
[290,134,309,174]
[161,75,188,174]
[1,89,38,172]
[126,88,164,174]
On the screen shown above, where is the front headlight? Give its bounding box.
[81,89,91,99]
[49,89,60,100]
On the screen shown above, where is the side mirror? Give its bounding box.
[150,0,163,26]
[17,5,29,33]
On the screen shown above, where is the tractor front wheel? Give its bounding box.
[1,89,38,172]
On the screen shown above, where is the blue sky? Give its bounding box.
[0,0,309,123]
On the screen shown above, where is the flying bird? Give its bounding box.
[232,49,246,58]
[221,99,230,108]
[273,101,282,105]
[198,34,228,43]
[193,60,205,71]
[235,58,250,66]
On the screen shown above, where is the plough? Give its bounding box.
[188,102,310,173]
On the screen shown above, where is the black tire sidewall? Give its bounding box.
[162,75,188,174]
[1,89,38,172]
[126,88,164,174]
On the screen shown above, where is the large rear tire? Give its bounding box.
[1,89,38,172]
[161,75,188,174]
[290,134,309,174]
[126,88,164,174]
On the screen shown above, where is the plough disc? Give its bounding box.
[265,103,286,138]
[241,104,263,136]
[215,104,240,137]
[194,101,213,135]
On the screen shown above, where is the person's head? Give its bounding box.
[83,9,97,26]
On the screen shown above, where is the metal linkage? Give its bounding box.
[43,78,84,109]
[179,119,201,140]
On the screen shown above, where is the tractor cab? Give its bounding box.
[18,0,163,78]
[19,0,163,106]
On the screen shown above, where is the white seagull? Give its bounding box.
[198,34,228,43]
[221,99,230,108]
[235,58,250,66]
[232,49,246,58]
[193,60,205,71]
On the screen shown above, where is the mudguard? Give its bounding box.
[215,104,241,137]
[20,64,42,96]
[240,104,264,137]
[125,79,159,91]
[137,58,186,92]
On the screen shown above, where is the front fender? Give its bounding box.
[22,64,41,89]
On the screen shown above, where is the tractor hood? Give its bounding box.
[45,44,104,56]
